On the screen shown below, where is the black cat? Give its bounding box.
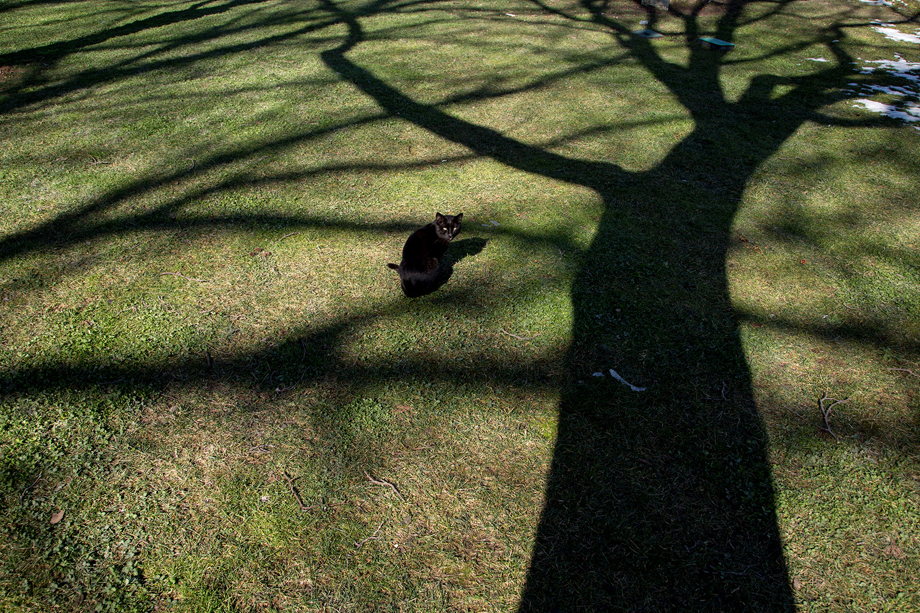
[387,212,463,297]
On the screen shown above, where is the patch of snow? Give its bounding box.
[807,57,830,62]
[860,56,920,82]
[854,99,920,122]
[859,0,892,5]
[872,25,920,44]
[861,84,918,96]
[847,25,920,131]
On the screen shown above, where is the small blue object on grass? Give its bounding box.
[698,37,735,51]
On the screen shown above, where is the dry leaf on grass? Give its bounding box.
[885,540,905,559]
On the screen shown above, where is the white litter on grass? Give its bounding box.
[807,57,830,62]
[859,0,892,5]
[873,25,920,44]
[609,369,646,392]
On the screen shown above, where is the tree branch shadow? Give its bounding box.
[1,0,911,609]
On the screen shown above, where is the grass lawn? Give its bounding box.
[1,0,919,610]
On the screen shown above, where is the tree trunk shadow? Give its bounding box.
[314,0,836,603]
[519,171,794,611]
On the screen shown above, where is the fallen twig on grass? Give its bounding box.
[20,472,42,505]
[786,406,810,423]
[888,367,919,378]
[499,329,542,341]
[818,392,849,443]
[282,471,313,511]
[355,522,384,549]
[364,471,406,502]
[159,272,207,282]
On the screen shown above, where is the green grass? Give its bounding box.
[2,0,919,611]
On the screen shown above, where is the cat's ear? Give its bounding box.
[455,213,463,222]
[435,212,444,221]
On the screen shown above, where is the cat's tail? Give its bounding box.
[387,263,400,271]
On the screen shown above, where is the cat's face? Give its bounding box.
[435,212,463,241]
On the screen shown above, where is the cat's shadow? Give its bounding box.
[432,237,488,294]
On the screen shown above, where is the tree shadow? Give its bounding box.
[0,0,908,608]
[312,0,892,609]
